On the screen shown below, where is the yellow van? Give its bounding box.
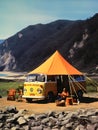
[22,74,57,102]
[22,74,86,102]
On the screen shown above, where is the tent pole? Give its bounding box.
[68,75,80,104]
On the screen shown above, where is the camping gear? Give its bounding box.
[7,89,16,100]
[66,97,73,105]
[15,88,23,102]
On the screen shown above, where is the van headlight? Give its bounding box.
[37,88,42,94]
[30,88,33,92]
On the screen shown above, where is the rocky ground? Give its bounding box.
[0,105,98,130]
[0,94,98,129]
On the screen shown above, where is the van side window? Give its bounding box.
[25,75,36,82]
[47,76,55,82]
[37,75,45,82]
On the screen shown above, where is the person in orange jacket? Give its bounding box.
[57,88,69,101]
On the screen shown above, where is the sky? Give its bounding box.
[0,0,98,39]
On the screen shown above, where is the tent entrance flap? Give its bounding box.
[68,75,86,100]
[56,75,69,93]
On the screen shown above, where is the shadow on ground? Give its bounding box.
[80,96,98,103]
[27,99,49,104]
[27,96,98,104]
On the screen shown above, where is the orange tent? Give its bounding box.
[29,51,82,75]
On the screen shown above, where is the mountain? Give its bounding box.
[0,40,4,44]
[0,14,98,74]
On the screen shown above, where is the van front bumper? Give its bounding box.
[22,95,45,99]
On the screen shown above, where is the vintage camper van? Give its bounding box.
[22,73,86,102]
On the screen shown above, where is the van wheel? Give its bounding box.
[26,98,32,103]
[47,92,55,102]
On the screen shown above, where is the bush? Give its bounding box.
[86,78,98,92]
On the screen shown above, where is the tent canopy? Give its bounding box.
[29,51,82,75]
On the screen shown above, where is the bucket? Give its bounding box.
[66,97,73,105]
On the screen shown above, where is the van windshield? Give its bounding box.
[25,74,45,82]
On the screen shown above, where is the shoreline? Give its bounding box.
[0,71,27,80]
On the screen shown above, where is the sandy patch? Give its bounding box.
[0,96,98,114]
